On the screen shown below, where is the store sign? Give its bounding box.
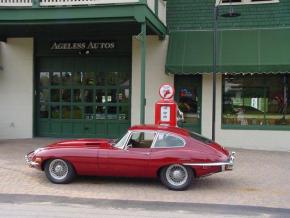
[50,41,116,51]
[159,83,175,99]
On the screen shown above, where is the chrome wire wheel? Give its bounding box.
[48,159,68,181]
[165,164,188,187]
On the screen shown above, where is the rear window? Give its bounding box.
[189,132,213,144]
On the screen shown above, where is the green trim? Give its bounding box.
[222,124,290,131]
[0,5,138,23]
[0,4,167,37]
[144,5,167,37]
[140,23,146,124]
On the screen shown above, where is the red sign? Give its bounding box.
[159,83,175,99]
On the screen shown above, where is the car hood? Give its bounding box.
[47,138,115,149]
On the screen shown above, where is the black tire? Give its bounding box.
[44,159,76,184]
[160,164,194,191]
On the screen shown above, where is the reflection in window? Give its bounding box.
[51,89,60,102]
[108,89,117,103]
[107,106,117,119]
[84,89,93,102]
[96,90,105,103]
[39,89,49,103]
[51,106,60,119]
[40,72,50,86]
[84,72,95,86]
[73,89,82,102]
[62,89,71,102]
[107,72,119,85]
[72,106,82,119]
[85,106,94,120]
[39,104,49,118]
[119,89,130,103]
[96,106,105,120]
[119,105,129,120]
[95,72,105,86]
[62,106,71,119]
[72,72,83,85]
[62,72,72,85]
[52,72,61,85]
[223,74,289,126]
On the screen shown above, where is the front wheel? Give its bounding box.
[160,164,194,191]
[44,159,75,184]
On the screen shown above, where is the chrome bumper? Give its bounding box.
[184,151,236,171]
[25,153,39,168]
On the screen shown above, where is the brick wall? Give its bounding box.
[167,0,290,31]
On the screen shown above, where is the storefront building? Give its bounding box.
[1,0,290,151]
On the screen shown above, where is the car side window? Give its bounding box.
[127,131,156,149]
[154,133,185,148]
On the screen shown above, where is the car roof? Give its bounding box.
[129,125,190,137]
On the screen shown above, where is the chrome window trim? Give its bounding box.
[151,131,186,149]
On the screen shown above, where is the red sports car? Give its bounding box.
[25,125,235,191]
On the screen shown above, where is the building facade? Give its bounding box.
[0,0,290,151]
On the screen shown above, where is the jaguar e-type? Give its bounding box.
[25,125,235,190]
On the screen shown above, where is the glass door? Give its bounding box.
[174,75,202,133]
[36,56,131,138]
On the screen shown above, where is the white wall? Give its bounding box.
[131,36,173,126]
[202,74,290,152]
[0,38,34,139]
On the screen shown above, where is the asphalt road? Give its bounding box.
[0,194,289,218]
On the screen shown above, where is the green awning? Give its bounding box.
[166,29,290,74]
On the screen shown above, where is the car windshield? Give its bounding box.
[189,131,213,144]
[113,132,130,148]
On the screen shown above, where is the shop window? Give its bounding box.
[222,74,290,128]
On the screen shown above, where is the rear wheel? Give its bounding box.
[160,164,193,191]
[44,159,75,184]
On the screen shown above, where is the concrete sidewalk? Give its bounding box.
[0,138,289,209]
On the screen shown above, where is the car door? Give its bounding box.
[98,131,157,177]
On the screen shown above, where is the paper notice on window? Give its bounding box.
[161,106,170,122]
